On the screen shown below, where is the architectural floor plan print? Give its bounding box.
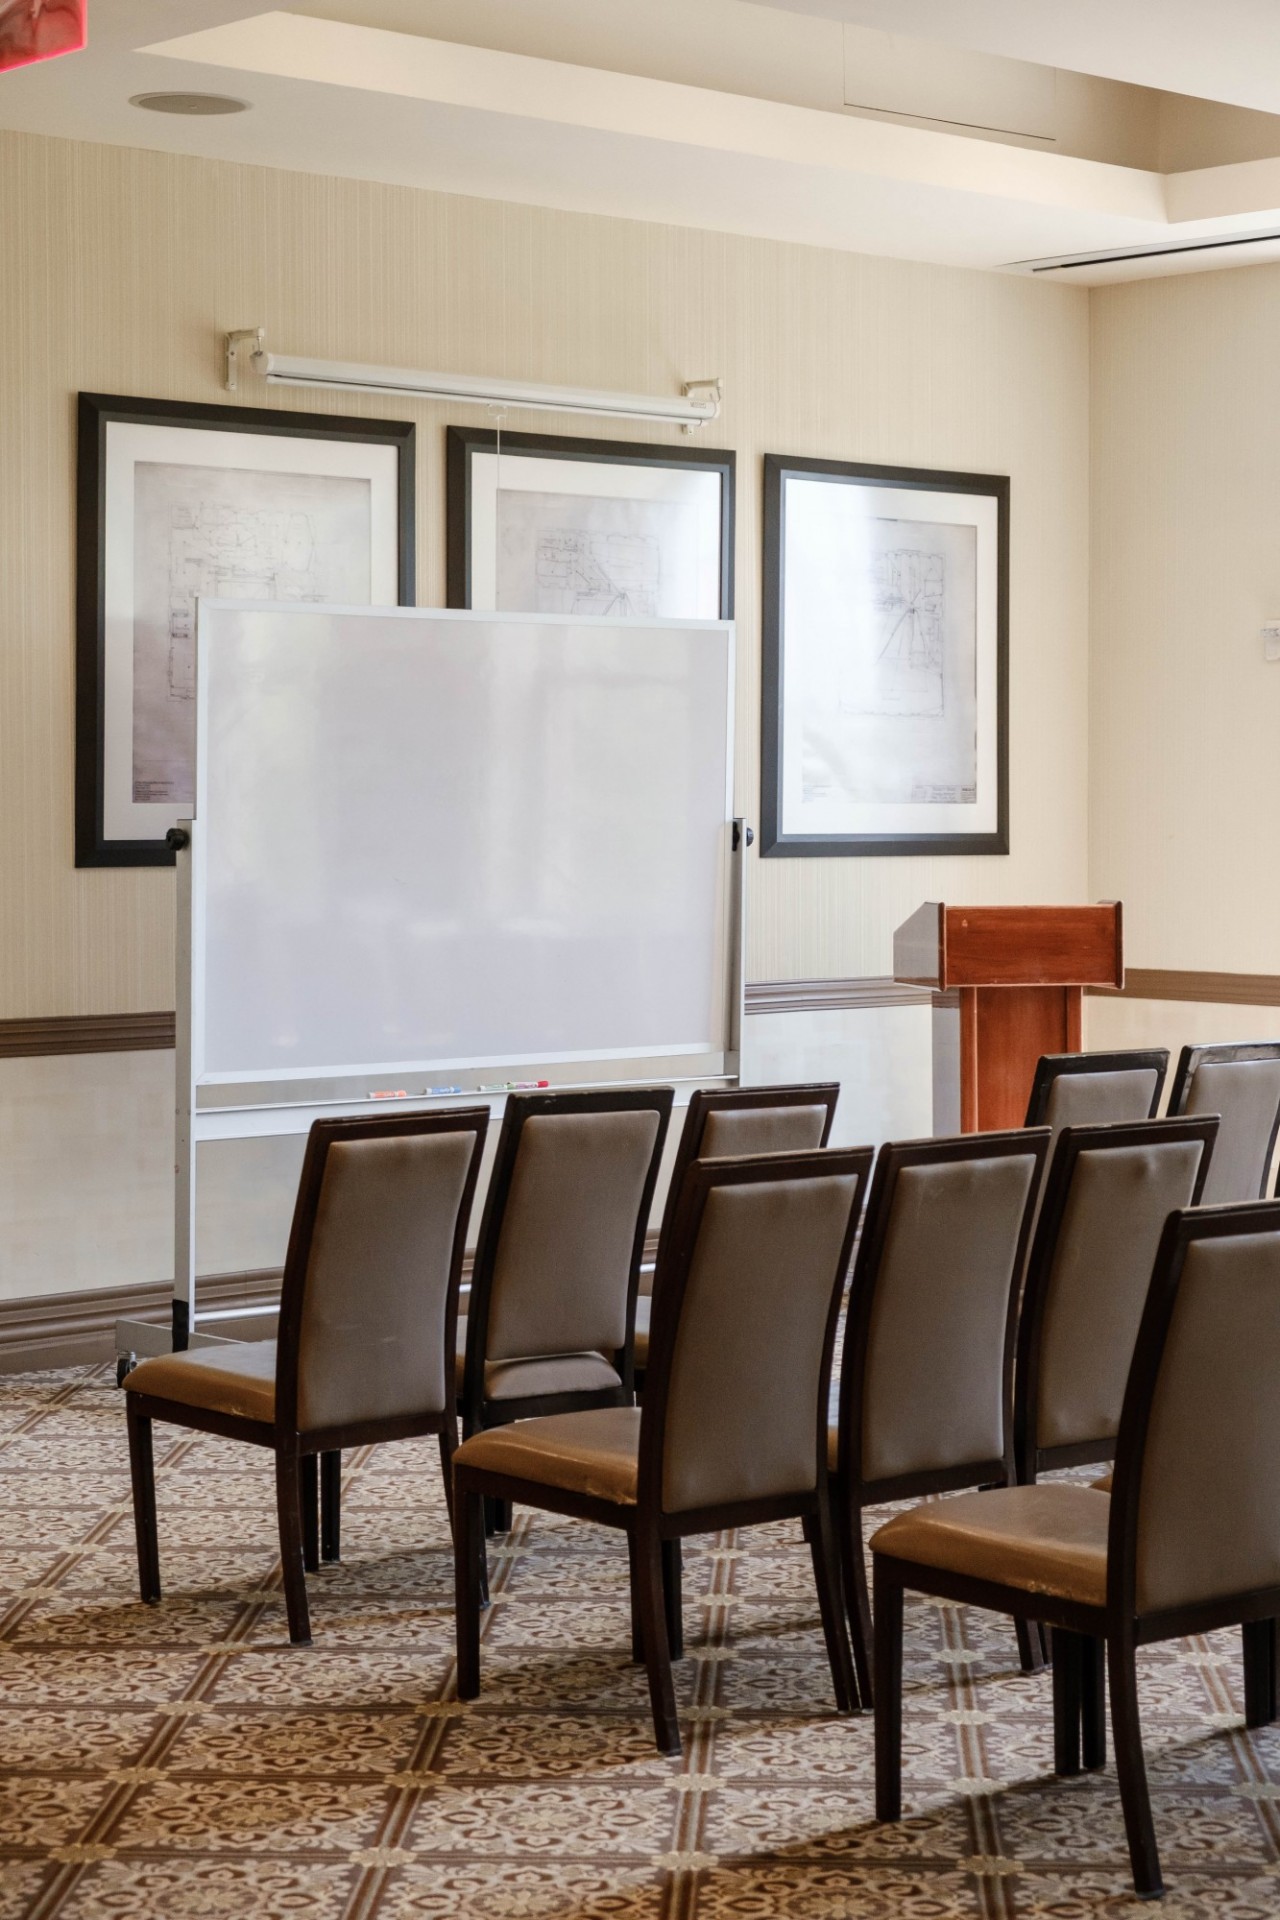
[862,545,946,716]
[131,461,372,806]
[533,528,661,616]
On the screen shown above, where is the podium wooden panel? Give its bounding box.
[894,902,1124,1132]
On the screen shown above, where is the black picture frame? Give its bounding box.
[445,425,734,618]
[75,392,416,869]
[761,453,1009,859]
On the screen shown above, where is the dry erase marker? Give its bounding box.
[425,1085,464,1096]
[368,1089,408,1099]
[505,1080,550,1090]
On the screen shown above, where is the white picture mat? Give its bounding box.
[468,451,722,618]
[779,478,999,838]
[102,421,400,844]
[192,603,734,1084]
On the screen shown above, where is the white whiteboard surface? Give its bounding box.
[192,603,734,1084]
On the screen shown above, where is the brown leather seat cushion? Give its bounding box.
[452,1406,641,1504]
[126,1341,277,1424]
[454,1315,622,1400]
[1091,1471,1114,1493]
[871,1484,1110,1608]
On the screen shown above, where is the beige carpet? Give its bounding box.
[0,1367,1277,1916]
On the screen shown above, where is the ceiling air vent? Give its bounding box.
[1016,231,1280,273]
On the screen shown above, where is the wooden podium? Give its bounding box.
[894,902,1124,1132]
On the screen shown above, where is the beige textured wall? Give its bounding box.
[1090,264,1280,971]
[0,128,1091,1015]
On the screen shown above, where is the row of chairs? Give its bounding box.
[119,1040,1280,1902]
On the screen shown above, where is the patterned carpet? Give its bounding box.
[0,1368,1277,1917]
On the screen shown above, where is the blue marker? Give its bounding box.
[425,1084,464,1096]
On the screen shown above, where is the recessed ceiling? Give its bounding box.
[0,0,1277,285]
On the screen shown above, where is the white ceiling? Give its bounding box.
[0,0,1277,283]
[752,1,1280,117]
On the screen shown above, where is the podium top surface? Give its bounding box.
[894,901,1123,991]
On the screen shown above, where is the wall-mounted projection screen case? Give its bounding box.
[192,602,737,1084]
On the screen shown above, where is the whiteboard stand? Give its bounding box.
[116,600,741,1376]
[115,813,746,1371]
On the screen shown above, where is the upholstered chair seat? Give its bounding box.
[873,1199,1280,1899]
[128,1341,278,1425]
[453,1407,642,1503]
[453,1143,873,1754]
[872,1485,1110,1608]
[453,1314,621,1399]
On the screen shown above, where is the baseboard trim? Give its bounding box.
[0,1013,175,1059]
[1090,969,1280,1008]
[0,1268,282,1374]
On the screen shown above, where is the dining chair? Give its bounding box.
[124,1108,489,1645]
[452,1144,874,1753]
[633,1081,839,1375]
[872,1198,1280,1899]
[1166,1041,1280,1203]
[831,1128,1050,1705]
[1013,1115,1217,1490]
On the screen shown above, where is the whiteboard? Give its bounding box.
[192,603,735,1084]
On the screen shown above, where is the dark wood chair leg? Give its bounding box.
[661,1537,684,1661]
[838,1489,875,1710]
[808,1499,859,1713]
[634,1524,681,1756]
[484,1496,512,1535]
[454,1485,485,1700]
[1017,1617,1047,1673]
[1052,1628,1082,1777]
[437,1426,456,1535]
[320,1451,341,1563]
[299,1454,320,1573]
[1243,1618,1277,1729]
[872,1558,904,1822]
[1081,1634,1106,1770]
[627,1532,645,1662]
[126,1399,161,1603]
[274,1448,313,1646]
[1108,1629,1163,1899]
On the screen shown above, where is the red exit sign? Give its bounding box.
[0,0,86,75]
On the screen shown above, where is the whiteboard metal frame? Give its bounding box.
[118,603,743,1361]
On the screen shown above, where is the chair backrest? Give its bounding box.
[641,1146,872,1516]
[276,1109,489,1435]
[1015,1116,1217,1471]
[1110,1202,1280,1619]
[466,1088,673,1386]
[1167,1042,1280,1204]
[1024,1050,1168,1130]
[653,1083,839,1271]
[840,1130,1050,1493]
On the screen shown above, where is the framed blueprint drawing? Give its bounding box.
[75,393,414,866]
[445,425,733,621]
[760,455,1008,858]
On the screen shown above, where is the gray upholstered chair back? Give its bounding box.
[295,1128,478,1431]
[485,1108,662,1363]
[1171,1047,1280,1204]
[1041,1067,1163,1132]
[656,1158,864,1514]
[697,1103,831,1160]
[1133,1224,1280,1614]
[1031,1129,1212,1456]
[857,1143,1041,1485]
